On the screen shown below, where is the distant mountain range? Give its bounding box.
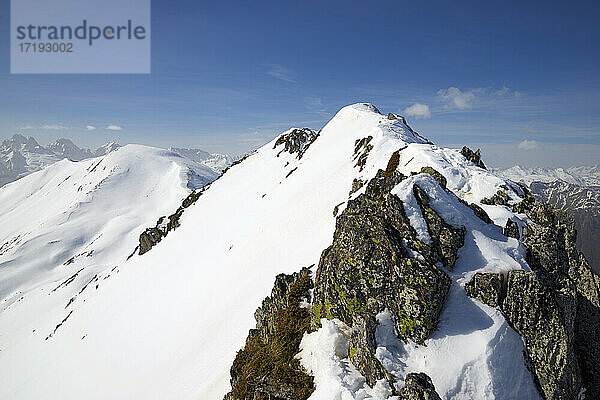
[497,165,600,274]
[0,134,236,188]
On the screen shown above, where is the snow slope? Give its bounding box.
[0,144,217,362]
[0,104,539,399]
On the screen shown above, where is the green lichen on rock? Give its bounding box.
[225,268,315,400]
[465,273,504,308]
[503,270,581,400]
[420,166,446,189]
[413,185,466,270]
[503,218,520,239]
[511,192,600,398]
[397,372,442,400]
[312,168,451,348]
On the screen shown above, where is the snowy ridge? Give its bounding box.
[496,165,600,187]
[0,104,540,399]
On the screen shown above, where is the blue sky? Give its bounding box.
[1,0,599,167]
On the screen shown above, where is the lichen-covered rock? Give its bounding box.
[465,273,504,308]
[349,178,364,196]
[273,128,319,159]
[503,218,520,239]
[502,270,581,400]
[225,268,315,400]
[420,166,447,189]
[460,146,486,169]
[413,185,466,270]
[481,190,509,206]
[348,314,395,389]
[397,372,442,400]
[512,193,600,398]
[312,168,451,346]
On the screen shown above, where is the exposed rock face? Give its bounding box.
[503,218,520,239]
[397,373,442,400]
[458,198,493,224]
[503,270,581,400]
[312,168,452,347]
[420,166,447,189]
[465,192,600,399]
[464,273,504,308]
[273,128,319,159]
[460,146,486,169]
[413,185,466,270]
[353,136,373,171]
[348,314,395,388]
[225,268,315,400]
[137,189,204,255]
[481,189,509,206]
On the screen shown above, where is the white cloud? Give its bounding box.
[19,125,34,130]
[518,140,539,150]
[41,124,69,130]
[265,64,296,83]
[437,87,478,109]
[86,125,97,131]
[106,125,122,131]
[402,103,431,119]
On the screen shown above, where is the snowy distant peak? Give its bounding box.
[169,147,237,173]
[47,138,94,161]
[0,135,122,187]
[95,141,121,156]
[497,165,600,186]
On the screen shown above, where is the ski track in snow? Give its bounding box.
[0,104,540,399]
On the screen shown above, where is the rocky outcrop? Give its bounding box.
[413,185,466,270]
[503,218,520,239]
[136,189,204,255]
[353,136,373,171]
[420,166,447,189]
[312,166,452,347]
[481,189,509,206]
[225,268,315,400]
[460,146,486,169]
[465,192,600,399]
[464,273,504,308]
[397,373,442,400]
[274,128,319,159]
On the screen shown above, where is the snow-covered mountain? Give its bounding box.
[0,134,122,187]
[169,147,237,173]
[0,105,598,400]
[496,166,600,274]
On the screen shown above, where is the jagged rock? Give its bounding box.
[384,150,400,179]
[420,166,447,189]
[312,167,451,346]
[348,314,395,389]
[465,273,504,308]
[458,199,493,224]
[226,268,314,400]
[138,226,163,255]
[397,373,442,400]
[354,136,373,171]
[273,128,318,159]
[413,185,466,270]
[504,219,520,239]
[349,178,364,196]
[460,146,486,169]
[481,190,509,206]
[512,193,600,398]
[502,270,581,400]
[388,112,397,120]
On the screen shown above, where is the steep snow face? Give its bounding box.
[0,144,218,356]
[0,104,537,399]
